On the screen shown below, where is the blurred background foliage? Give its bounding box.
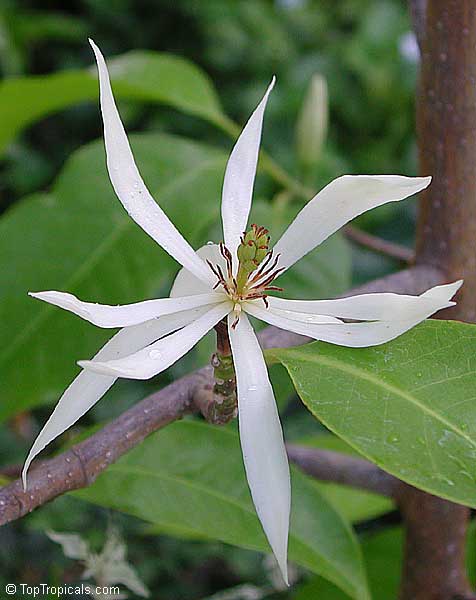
[0,0,426,598]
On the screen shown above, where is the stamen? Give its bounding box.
[207,258,230,294]
[215,263,226,282]
[252,267,285,290]
[231,303,242,329]
[249,249,274,280]
[249,252,281,286]
[219,242,234,278]
[206,227,285,313]
[206,259,221,279]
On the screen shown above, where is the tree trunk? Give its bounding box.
[399,2,476,598]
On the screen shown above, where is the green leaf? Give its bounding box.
[296,520,476,599]
[0,50,228,156]
[298,435,393,523]
[294,527,403,600]
[74,420,369,600]
[0,133,226,419]
[268,321,476,507]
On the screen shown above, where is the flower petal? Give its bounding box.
[245,281,461,348]
[89,39,214,285]
[221,78,275,265]
[228,312,290,584]
[267,280,463,320]
[22,307,208,489]
[170,244,225,298]
[29,290,225,328]
[262,306,343,325]
[273,175,431,273]
[79,302,231,379]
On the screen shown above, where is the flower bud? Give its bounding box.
[295,73,328,168]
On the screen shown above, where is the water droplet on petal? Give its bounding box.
[247,385,258,392]
[149,349,162,360]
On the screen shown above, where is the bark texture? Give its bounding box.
[398,2,476,598]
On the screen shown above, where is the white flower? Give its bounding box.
[48,526,150,598]
[23,39,462,584]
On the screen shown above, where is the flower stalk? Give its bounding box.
[207,319,238,425]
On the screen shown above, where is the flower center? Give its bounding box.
[207,224,284,326]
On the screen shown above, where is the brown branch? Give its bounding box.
[416,0,476,323]
[344,225,415,264]
[397,486,476,600]
[286,444,398,498]
[402,2,476,598]
[0,368,210,525]
[0,265,445,526]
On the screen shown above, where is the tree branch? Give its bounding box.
[0,369,208,525]
[286,444,398,498]
[397,485,476,600]
[0,265,445,526]
[416,0,476,323]
[402,3,476,597]
[344,225,415,264]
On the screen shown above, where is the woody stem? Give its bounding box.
[194,319,238,426]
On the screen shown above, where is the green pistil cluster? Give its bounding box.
[236,224,270,290]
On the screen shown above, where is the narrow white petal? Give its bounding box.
[89,39,214,285]
[29,290,224,328]
[273,175,431,272]
[228,313,290,584]
[245,281,461,348]
[221,78,275,265]
[260,305,343,325]
[22,307,207,489]
[267,279,463,320]
[170,244,225,298]
[79,302,231,379]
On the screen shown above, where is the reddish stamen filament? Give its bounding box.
[207,244,284,322]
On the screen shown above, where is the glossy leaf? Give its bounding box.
[268,320,476,506]
[295,527,403,600]
[0,50,227,156]
[74,420,370,600]
[298,435,393,523]
[0,133,226,419]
